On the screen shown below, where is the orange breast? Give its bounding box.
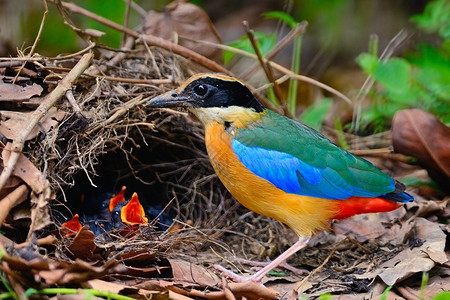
[204,122,339,236]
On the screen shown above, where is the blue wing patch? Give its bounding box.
[232,139,394,200]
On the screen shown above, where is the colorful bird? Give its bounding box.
[147,73,414,282]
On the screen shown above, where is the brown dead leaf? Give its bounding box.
[406,197,449,218]
[116,249,171,278]
[143,0,222,63]
[0,81,43,101]
[332,207,407,243]
[67,226,96,257]
[88,279,137,294]
[120,248,158,266]
[0,107,66,141]
[28,185,53,236]
[2,142,45,194]
[169,258,220,287]
[39,259,125,285]
[1,143,52,234]
[166,280,279,300]
[392,109,450,190]
[0,243,123,286]
[397,266,450,299]
[65,226,104,261]
[89,279,176,299]
[355,218,446,286]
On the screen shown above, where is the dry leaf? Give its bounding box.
[39,259,124,285]
[0,107,66,141]
[65,225,104,261]
[165,280,279,300]
[0,244,123,286]
[392,109,450,189]
[0,81,43,101]
[397,266,450,299]
[29,185,53,235]
[354,217,446,286]
[169,258,220,286]
[2,142,45,194]
[332,207,407,243]
[118,249,171,278]
[143,0,222,63]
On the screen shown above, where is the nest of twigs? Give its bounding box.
[0,42,290,294]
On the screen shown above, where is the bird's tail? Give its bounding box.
[380,180,414,203]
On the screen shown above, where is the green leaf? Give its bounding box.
[334,117,349,150]
[410,0,450,39]
[318,293,333,300]
[411,44,450,100]
[267,269,285,277]
[224,32,277,65]
[299,98,333,131]
[356,53,379,74]
[373,58,417,103]
[380,286,393,300]
[432,292,450,300]
[262,11,298,28]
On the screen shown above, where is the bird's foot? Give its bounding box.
[213,264,264,283]
[213,237,311,283]
[237,258,309,277]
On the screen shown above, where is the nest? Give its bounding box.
[0,44,288,263]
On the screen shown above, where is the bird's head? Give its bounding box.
[147,73,265,128]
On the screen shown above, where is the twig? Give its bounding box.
[88,76,173,84]
[65,89,84,117]
[48,41,96,60]
[0,184,29,227]
[0,53,94,192]
[85,36,135,76]
[120,0,147,17]
[122,0,132,46]
[13,0,48,84]
[241,21,308,81]
[243,21,290,117]
[85,95,147,135]
[352,29,409,131]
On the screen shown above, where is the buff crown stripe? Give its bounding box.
[181,73,246,89]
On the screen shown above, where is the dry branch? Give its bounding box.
[0,184,29,227]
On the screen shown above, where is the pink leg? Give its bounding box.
[237,257,309,277]
[215,235,311,283]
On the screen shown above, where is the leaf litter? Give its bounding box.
[0,1,448,299]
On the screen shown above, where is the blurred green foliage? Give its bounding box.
[299,98,332,131]
[356,0,450,131]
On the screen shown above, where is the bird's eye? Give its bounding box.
[193,84,208,96]
[112,211,120,220]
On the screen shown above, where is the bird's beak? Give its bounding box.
[147,90,191,109]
